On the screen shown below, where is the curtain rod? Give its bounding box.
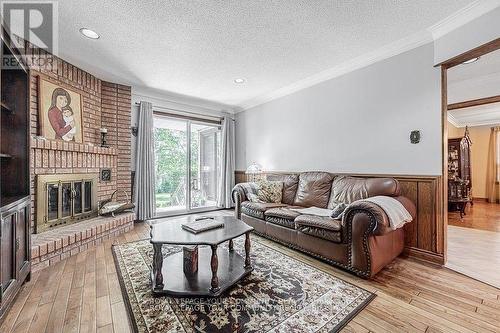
[135,102,224,122]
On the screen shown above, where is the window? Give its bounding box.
[153,114,221,215]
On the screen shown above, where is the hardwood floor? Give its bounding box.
[447,200,500,288]
[1,210,500,333]
[447,225,500,289]
[448,201,500,232]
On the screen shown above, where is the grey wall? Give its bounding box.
[235,43,442,175]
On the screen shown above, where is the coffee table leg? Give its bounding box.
[228,239,234,251]
[152,243,164,291]
[245,232,252,269]
[210,245,220,293]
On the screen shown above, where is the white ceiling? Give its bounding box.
[448,49,500,127]
[9,0,491,109]
[448,49,500,103]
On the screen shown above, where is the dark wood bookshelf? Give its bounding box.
[0,101,13,112]
[0,31,31,324]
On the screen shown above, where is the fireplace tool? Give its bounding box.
[99,189,135,216]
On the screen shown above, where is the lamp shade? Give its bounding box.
[245,162,262,174]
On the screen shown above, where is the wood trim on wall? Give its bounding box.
[447,94,500,111]
[441,66,448,263]
[235,170,444,265]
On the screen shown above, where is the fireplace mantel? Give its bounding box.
[32,137,117,155]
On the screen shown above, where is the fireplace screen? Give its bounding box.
[36,174,98,233]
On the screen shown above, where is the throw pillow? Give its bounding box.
[257,181,283,203]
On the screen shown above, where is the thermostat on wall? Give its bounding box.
[101,169,112,181]
[410,130,421,144]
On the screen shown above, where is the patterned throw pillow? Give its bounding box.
[257,181,283,203]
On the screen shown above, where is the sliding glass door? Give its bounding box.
[154,114,221,215]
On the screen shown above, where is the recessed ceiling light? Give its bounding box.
[462,57,480,65]
[234,78,246,84]
[79,28,100,39]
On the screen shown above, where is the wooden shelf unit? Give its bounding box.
[0,32,31,323]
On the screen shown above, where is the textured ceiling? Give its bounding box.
[39,1,478,108]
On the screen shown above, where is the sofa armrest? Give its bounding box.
[231,182,256,219]
[342,195,416,236]
[341,195,415,277]
[232,189,243,219]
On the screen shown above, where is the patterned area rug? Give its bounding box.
[112,235,375,333]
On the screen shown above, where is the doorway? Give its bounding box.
[153,114,221,216]
[443,45,500,288]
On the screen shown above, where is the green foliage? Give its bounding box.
[155,127,185,195]
[154,127,200,207]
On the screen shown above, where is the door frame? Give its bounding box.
[153,113,222,217]
[438,38,500,263]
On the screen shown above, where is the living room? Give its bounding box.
[0,1,499,333]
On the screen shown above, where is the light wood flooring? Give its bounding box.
[447,200,500,288]
[447,225,500,289]
[1,210,500,333]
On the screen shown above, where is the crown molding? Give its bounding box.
[447,113,460,128]
[448,102,500,127]
[236,30,433,111]
[427,0,500,40]
[452,119,500,127]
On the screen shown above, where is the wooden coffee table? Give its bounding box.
[149,215,254,297]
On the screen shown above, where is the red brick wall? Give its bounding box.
[21,41,132,231]
[101,82,132,201]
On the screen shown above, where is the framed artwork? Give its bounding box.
[39,78,83,142]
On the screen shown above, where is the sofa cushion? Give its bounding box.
[295,215,342,243]
[241,201,286,219]
[264,207,301,229]
[295,215,342,231]
[328,176,400,208]
[293,172,334,208]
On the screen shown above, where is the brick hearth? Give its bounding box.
[31,212,134,272]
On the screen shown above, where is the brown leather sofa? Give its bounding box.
[232,172,416,278]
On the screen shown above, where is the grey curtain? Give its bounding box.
[134,101,155,220]
[217,115,235,208]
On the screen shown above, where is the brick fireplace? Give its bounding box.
[27,40,132,230]
[17,39,135,269]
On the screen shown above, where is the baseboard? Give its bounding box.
[472,197,487,202]
[403,247,445,265]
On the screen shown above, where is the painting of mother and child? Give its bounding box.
[39,79,83,143]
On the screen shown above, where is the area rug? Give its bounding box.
[112,236,375,333]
